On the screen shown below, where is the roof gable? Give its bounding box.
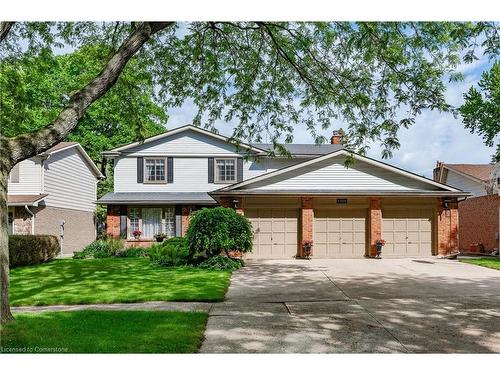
[40,143,103,179]
[103,125,265,156]
[215,150,462,195]
[443,164,494,183]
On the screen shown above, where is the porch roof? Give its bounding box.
[97,192,217,205]
[7,194,48,206]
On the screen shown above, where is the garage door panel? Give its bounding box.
[247,207,298,259]
[382,209,433,257]
[313,209,367,258]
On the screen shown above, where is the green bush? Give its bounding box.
[73,238,124,259]
[198,255,244,271]
[116,247,151,258]
[185,207,253,259]
[9,235,60,268]
[148,237,190,267]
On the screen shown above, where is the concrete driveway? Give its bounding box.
[200,258,500,353]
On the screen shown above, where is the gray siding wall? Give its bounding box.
[7,157,43,195]
[245,156,439,191]
[445,169,486,197]
[43,147,97,212]
[34,206,96,255]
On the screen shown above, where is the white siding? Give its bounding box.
[115,157,270,192]
[123,130,251,157]
[445,169,486,197]
[244,156,438,191]
[7,158,42,194]
[43,148,97,211]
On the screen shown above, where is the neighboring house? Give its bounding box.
[100,124,467,259]
[7,142,103,255]
[434,162,500,252]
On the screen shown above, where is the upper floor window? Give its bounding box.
[145,158,165,183]
[215,158,236,183]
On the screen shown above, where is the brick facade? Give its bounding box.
[106,205,120,238]
[369,197,382,257]
[300,197,314,258]
[458,195,500,251]
[181,205,197,236]
[436,199,459,256]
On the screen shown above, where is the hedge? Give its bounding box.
[9,235,61,268]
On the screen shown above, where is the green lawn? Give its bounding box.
[461,257,500,270]
[0,310,207,353]
[10,258,231,306]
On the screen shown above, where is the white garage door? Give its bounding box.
[382,209,433,257]
[313,209,367,258]
[245,208,298,259]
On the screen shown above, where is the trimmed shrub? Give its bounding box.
[9,235,60,268]
[148,237,190,267]
[198,255,244,271]
[185,207,253,259]
[73,238,124,259]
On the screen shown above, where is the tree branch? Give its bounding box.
[0,22,14,44]
[3,22,173,166]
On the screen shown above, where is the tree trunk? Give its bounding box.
[0,164,14,323]
[0,21,172,324]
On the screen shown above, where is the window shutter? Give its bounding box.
[208,157,214,183]
[10,163,20,183]
[137,157,143,183]
[167,157,174,183]
[119,206,127,239]
[237,158,243,182]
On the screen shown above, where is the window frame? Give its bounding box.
[127,206,176,240]
[214,158,237,184]
[143,157,168,184]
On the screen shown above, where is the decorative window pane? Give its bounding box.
[142,208,162,238]
[128,208,140,236]
[145,159,166,182]
[215,159,236,183]
[164,207,175,238]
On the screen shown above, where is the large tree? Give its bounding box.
[1,21,499,323]
[459,61,500,162]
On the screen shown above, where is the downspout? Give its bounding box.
[24,205,35,235]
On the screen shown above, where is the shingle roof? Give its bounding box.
[7,194,48,206]
[97,192,217,205]
[45,142,79,153]
[444,164,494,182]
[251,143,343,156]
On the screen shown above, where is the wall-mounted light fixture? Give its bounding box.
[442,198,452,210]
[231,199,240,209]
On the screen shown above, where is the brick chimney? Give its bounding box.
[330,129,344,145]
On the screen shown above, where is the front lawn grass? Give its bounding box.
[10,258,231,306]
[461,257,500,270]
[0,310,207,353]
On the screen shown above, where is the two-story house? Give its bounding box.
[434,162,500,252]
[100,124,468,259]
[7,142,103,255]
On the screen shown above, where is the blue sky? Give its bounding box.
[167,52,495,177]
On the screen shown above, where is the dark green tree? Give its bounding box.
[1,21,499,323]
[459,61,500,162]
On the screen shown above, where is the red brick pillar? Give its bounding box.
[181,205,194,236]
[106,205,120,238]
[436,199,459,255]
[300,197,314,258]
[369,197,382,257]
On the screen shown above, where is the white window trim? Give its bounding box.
[143,157,168,184]
[214,158,237,184]
[127,206,176,240]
